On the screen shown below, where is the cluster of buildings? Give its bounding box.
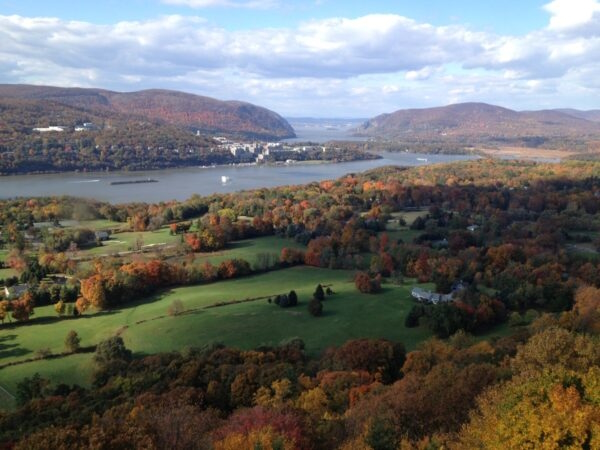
[33,122,97,133]
[213,137,326,163]
[411,281,467,305]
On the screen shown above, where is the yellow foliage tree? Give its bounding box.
[296,386,329,418]
[455,367,600,449]
[253,378,293,408]
[572,285,600,333]
[213,427,295,450]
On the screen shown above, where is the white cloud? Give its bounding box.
[544,0,600,31]
[405,66,435,81]
[1,8,600,116]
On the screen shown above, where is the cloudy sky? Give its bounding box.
[1,0,600,117]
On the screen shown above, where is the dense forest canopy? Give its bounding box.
[1,159,600,448]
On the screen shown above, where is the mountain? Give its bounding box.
[0,84,295,140]
[355,102,600,149]
[554,108,600,123]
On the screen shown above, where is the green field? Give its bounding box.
[80,227,181,256]
[71,219,126,230]
[0,249,16,282]
[384,211,426,244]
[0,267,17,281]
[184,235,305,267]
[0,266,432,409]
[0,354,91,410]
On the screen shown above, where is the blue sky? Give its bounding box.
[1,0,599,117]
[0,1,548,33]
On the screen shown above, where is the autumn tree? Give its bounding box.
[570,285,600,333]
[354,272,382,294]
[75,296,90,314]
[11,292,34,322]
[0,300,9,324]
[79,275,107,310]
[54,300,65,316]
[455,368,600,449]
[65,330,81,353]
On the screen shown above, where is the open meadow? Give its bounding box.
[0,265,434,409]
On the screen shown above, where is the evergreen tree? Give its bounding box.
[308,298,323,317]
[314,284,325,301]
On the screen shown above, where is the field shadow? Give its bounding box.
[0,334,30,359]
[226,241,254,250]
[0,310,120,330]
[0,344,30,359]
[0,334,17,343]
[113,291,175,313]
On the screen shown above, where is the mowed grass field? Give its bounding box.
[80,227,181,256]
[183,235,305,266]
[0,266,432,409]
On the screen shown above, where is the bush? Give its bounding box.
[167,299,185,316]
[94,336,131,363]
[277,294,290,307]
[308,298,323,317]
[65,330,81,353]
[355,272,382,294]
[288,290,298,306]
[35,348,52,359]
[405,305,423,328]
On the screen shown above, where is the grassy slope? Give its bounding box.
[184,235,304,266]
[81,227,181,256]
[0,266,431,407]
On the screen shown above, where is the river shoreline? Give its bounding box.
[0,152,480,204]
[0,153,382,178]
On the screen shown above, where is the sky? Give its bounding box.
[1,0,600,117]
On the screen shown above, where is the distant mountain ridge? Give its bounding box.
[0,84,295,140]
[553,108,600,123]
[355,102,600,150]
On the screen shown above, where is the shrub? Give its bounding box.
[308,298,323,317]
[65,330,81,353]
[167,299,185,316]
[405,305,423,328]
[288,290,298,306]
[355,272,382,294]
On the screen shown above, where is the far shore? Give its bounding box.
[478,146,577,161]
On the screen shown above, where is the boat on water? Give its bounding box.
[416,157,428,162]
[221,176,230,184]
[110,178,158,185]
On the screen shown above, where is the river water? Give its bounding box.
[0,152,478,204]
[0,120,482,203]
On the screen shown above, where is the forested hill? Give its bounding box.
[0,84,296,140]
[355,102,600,151]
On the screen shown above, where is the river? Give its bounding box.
[0,152,478,204]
